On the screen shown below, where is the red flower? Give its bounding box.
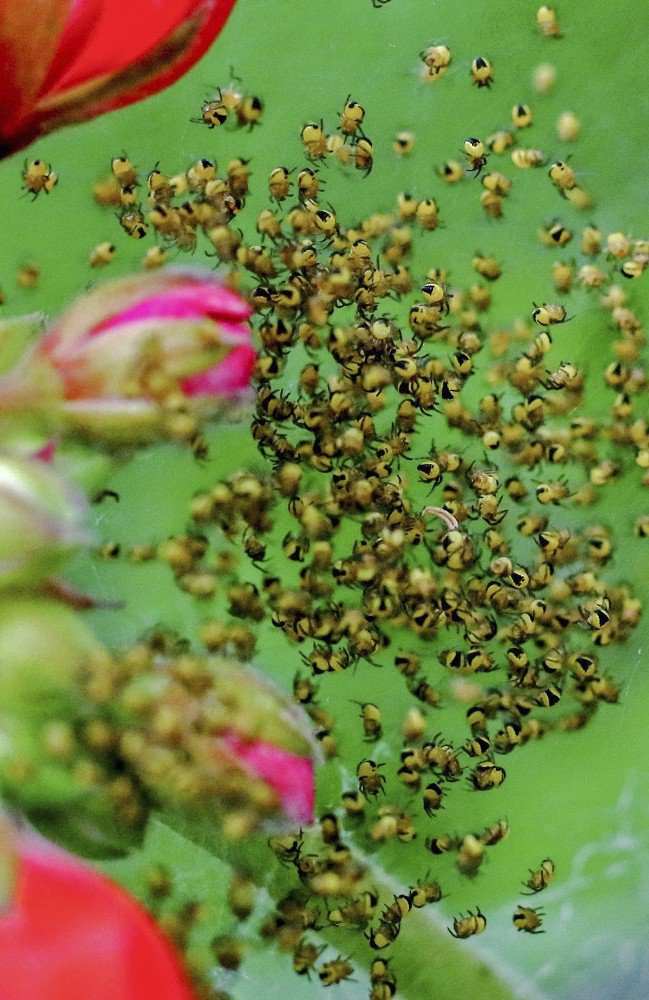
[0,0,239,157]
[0,824,196,1000]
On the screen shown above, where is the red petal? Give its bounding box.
[1,1,238,154]
[0,0,71,141]
[0,831,195,1000]
[42,0,238,108]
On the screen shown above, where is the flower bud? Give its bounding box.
[0,820,194,999]
[4,436,115,501]
[207,662,318,824]
[0,642,318,843]
[0,601,125,850]
[0,598,103,720]
[0,452,92,590]
[126,657,319,830]
[0,0,239,157]
[1,270,255,444]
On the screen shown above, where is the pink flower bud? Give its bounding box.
[0,0,239,157]
[0,820,195,999]
[116,657,318,832]
[1,269,255,444]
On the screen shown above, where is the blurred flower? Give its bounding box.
[0,642,318,841]
[0,818,195,999]
[0,269,255,444]
[0,0,239,157]
[0,451,92,591]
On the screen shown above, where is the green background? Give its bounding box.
[1,1,648,998]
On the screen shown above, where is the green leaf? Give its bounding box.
[103,813,526,1000]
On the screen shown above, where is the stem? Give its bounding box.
[40,579,124,611]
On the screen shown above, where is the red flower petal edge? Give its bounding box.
[0,0,240,155]
[0,829,196,1000]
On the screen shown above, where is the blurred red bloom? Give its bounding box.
[0,0,238,156]
[0,823,195,999]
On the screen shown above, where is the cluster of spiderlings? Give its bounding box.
[120,12,649,988]
[238,174,643,718]
[89,143,371,285]
[91,150,252,266]
[300,96,374,175]
[72,7,646,993]
[259,817,447,992]
[89,93,376,274]
[445,130,594,218]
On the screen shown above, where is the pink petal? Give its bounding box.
[87,278,251,338]
[181,344,255,398]
[31,440,58,463]
[41,271,250,358]
[152,272,253,321]
[221,733,315,825]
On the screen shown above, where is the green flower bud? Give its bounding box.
[0,453,93,591]
[0,599,102,720]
